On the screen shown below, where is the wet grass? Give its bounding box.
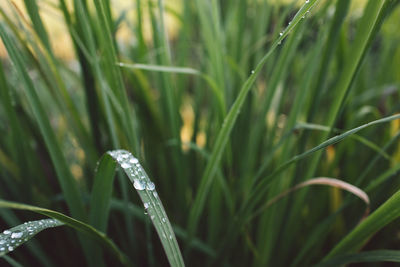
[1,0,400,266]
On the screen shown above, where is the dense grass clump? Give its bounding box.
[1,0,400,266]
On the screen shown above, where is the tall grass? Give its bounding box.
[1,0,400,266]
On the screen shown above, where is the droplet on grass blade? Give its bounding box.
[0,219,64,256]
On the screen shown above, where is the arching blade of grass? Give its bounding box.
[0,200,129,266]
[247,113,400,213]
[187,0,322,241]
[249,177,370,222]
[322,188,400,261]
[0,219,63,256]
[316,250,400,267]
[107,150,185,267]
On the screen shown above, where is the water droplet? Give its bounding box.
[162,218,166,223]
[3,230,11,235]
[146,182,155,191]
[279,32,283,36]
[153,192,158,198]
[278,41,282,45]
[121,162,131,169]
[8,246,13,251]
[169,235,172,240]
[130,158,138,164]
[0,247,4,251]
[306,0,309,3]
[251,70,255,74]
[11,232,23,239]
[144,202,149,209]
[0,240,5,245]
[133,179,145,190]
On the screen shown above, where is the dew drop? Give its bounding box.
[251,70,255,74]
[0,247,4,251]
[162,218,166,223]
[129,158,138,164]
[11,232,23,239]
[279,32,283,36]
[133,179,145,190]
[144,202,149,209]
[153,192,158,198]
[3,230,11,235]
[146,182,155,191]
[8,246,13,251]
[306,0,310,3]
[0,240,5,245]
[121,162,131,169]
[169,235,172,240]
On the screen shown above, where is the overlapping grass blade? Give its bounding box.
[107,150,185,267]
[0,200,129,266]
[322,187,400,260]
[316,250,400,267]
[187,0,322,242]
[0,218,63,256]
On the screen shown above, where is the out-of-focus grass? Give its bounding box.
[1,0,400,266]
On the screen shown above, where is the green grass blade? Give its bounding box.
[316,250,400,267]
[0,22,85,220]
[0,200,130,266]
[89,155,117,232]
[108,150,185,267]
[0,219,64,256]
[248,113,400,211]
[187,0,322,240]
[323,188,400,260]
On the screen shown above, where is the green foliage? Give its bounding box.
[0,0,400,266]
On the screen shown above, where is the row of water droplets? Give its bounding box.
[276,0,311,45]
[108,150,176,241]
[0,219,62,255]
[108,150,156,192]
[108,150,183,265]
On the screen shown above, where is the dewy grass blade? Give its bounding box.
[323,188,400,261]
[0,200,129,266]
[108,150,185,267]
[187,0,321,242]
[0,219,63,256]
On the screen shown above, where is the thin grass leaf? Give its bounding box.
[316,250,400,267]
[248,113,400,212]
[0,200,130,266]
[323,188,400,260]
[0,219,63,256]
[250,177,370,222]
[108,149,185,267]
[187,0,322,241]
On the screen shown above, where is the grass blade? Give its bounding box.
[316,250,400,267]
[187,0,322,241]
[0,219,63,256]
[323,188,400,260]
[0,200,130,266]
[108,150,185,267]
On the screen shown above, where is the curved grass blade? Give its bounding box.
[249,177,369,222]
[248,113,400,212]
[0,200,130,266]
[108,150,185,267]
[323,188,400,260]
[0,219,63,256]
[187,0,322,241]
[316,250,400,267]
